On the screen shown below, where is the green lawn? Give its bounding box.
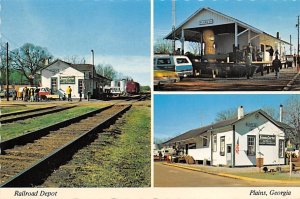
[1,105,34,114]
[230,172,300,181]
[0,106,100,141]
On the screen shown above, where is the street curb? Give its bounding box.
[163,163,300,184]
[283,71,300,91]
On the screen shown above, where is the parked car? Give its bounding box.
[0,90,13,98]
[154,55,193,79]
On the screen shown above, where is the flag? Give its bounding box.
[235,138,239,154]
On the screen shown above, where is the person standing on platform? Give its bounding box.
[245,53,252,79]
[272,55,282,79]
[66,86,72,101]
[269,46,274,61]
[29,87,34,102]
[78,90,82,102]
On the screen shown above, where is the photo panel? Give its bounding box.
[154,94,300,188]
[153,0,300,91]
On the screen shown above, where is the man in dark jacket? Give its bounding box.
[272,56,281,79]
[269,47,274,61]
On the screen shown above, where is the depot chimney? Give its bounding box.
[238,106,244,120]
[279,104,283,122]
[276,32,280,39]
[91,50,94,66]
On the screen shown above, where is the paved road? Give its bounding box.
[156,68,300,91]
[154,162,291,187]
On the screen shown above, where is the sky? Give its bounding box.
[154,0,300,54]
[154,94,298,141]
[1,0,151,86]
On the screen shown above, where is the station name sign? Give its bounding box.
[60,76,75,84]
[199,19,214,25]
[259,135,276,146]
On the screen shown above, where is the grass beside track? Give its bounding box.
[0,106,101,141]
[44,105,151,187]
[0,105,49,114]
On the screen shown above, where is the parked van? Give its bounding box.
[154,66,180,86]
[154,55,193,79]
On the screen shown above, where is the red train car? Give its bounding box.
[126,81,140,94]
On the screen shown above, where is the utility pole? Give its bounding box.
[172,0,176,54]
[290,35,292,55]
[6,42,9,101]
[297,16,299,67]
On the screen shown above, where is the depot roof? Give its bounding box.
[165,7,290,45]
[163,109,294,145]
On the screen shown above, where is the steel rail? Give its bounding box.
[0,105,113,151]
[0,105,57,118]
[0,105,131,187]
[0,105,76,124]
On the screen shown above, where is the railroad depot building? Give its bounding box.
[41,59,111,99]
[166,7,290,62]
[163,106,295,167]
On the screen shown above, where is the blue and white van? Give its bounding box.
[154,55,193,79]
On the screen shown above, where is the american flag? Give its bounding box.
[235,138,239,154]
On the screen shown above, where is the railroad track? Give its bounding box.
[0,105,76,124]
[0,104,131,187]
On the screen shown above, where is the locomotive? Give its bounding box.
[108,79,140,96]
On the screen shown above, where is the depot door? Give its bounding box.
[226,144,232,166]
[51,77,58,94]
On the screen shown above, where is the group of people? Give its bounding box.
[245,45,284,79]
[20,87,40,102]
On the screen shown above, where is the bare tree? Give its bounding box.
[215,107,237,122]
[189,42,201,56]
[283,96,300,146]
[95,63,117,80]
[154,39,172,54]
[63,55,86,64]
[11,43,52,86]
[261,106,279,120]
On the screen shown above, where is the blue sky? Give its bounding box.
[154,94,298,140]
[154,0,300,54]
[1,0,150,86]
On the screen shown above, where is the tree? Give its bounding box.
[215,107,237,122]
[63,55,86,64]
[95,63,117,80]
[283,96,300,146]
[11,43,52,86]
[261,106,279,120]
[189,42,201,56]
[154,39,172,54]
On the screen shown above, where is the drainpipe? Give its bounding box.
[279,104,283,122]
[232,125,236,168]
[210,130,213,166]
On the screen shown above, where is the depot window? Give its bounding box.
[279,139,285,158]
[213,135,217,152]
[220,136,225,156]
[203,136,208,147]
[247,135,256,156]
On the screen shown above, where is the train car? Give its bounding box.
[126,81,140,95]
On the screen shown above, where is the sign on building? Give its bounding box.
[60,76,75,84]
[259,135,276,145]
[199,19,214,25]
